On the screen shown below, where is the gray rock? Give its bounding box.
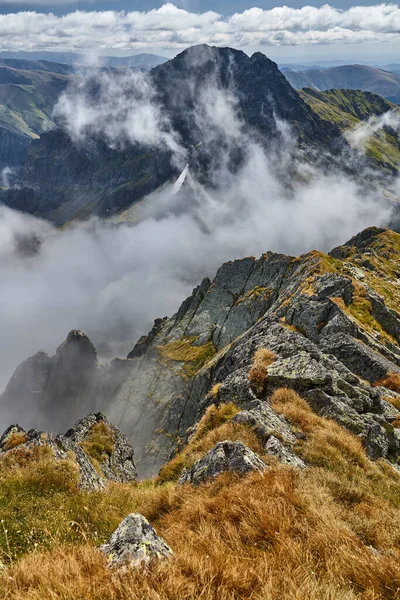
[179,440,266,485]
[233,404,297,446]
[0,412,138,491]
[264,435,306,469]
[64,412,137,483]
[100,513,173,569]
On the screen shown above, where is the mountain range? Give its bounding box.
[1,45,399,226]
[284,64,400,105]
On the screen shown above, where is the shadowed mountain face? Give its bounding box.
[284,65,400,105]
[0,45,345,225]
[2,227,400,478]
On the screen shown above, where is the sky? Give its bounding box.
[0,2,399,65]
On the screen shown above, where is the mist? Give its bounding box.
[0,63,395,411]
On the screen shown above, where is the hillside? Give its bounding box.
[1,226,400,598]
[284,64,400,105]
[0,63,70,167]
[299,88,400,173]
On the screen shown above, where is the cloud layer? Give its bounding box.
[0,3,399,51]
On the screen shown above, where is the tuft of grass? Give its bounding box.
[79,422,115,466]
[249,348,277,393]
[374,372,400,394]
[210,383,221,399]
[3,431,28,451]
[157,337,216,379]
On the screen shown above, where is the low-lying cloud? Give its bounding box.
[0,3,399,52]
[347,108,400,147]
[54,68,183,158]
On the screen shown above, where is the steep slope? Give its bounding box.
[1,45,344,225]
[2,227,400,480]
[284,64,400,104]
[0,64,70,167]
[299,89,400,173]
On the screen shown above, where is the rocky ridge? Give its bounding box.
[1,227,400,480]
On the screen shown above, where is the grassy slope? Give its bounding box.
[0,67,69,140]
[300,88,400,172]
[1,387,400,599]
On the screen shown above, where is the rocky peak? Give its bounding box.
[0,329,100,433]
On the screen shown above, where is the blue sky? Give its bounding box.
[0,1,398,64]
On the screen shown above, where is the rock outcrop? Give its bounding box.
[179,440,267,485]
[0,330,99,432]
[100,513,173,569]
[0,412,137,490]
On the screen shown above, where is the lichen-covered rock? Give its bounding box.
[179,441,266,486]
[0,424,27,451]
[232,404,297,446]
[264,435,306,469]
[64,413,137,483]
[100,513,173,569]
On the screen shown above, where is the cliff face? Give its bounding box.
[2,227,400,478]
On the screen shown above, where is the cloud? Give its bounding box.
[0,3,399,52]
[346,108,400,146]
[54,68,184,159]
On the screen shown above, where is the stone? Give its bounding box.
[179,440,266,485]
[264,435,306,469]
[100,513,173,569]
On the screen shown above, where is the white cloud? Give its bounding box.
[347,109,400,146]
[0,3,398,52]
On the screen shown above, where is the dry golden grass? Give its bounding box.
[374,372,400,394]
[157,403,252,484]
[3,432,28,451]
[210,383,221,399]
[249,348,277,393]
[2,389,400,600]
[80,421,115,466]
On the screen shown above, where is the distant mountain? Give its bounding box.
[0,63,71,167]
[0,51,168,69]
[382,64,400,76]
[284,65,400,105]
[1,45,343,225]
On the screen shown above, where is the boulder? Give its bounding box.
[264,435,306,469]
[179,440,266,485]
[100,513,173,569]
